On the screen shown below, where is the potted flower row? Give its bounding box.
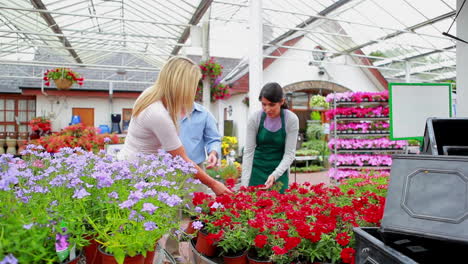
[28,123,120,153]
[326,91,388,103]
[188,181,386,264]
[327,169,390,181]
[326,106,389,120]
[328,138,407,150]
[329,154,393,167]
[331,121,391,135]
[0,146,198,264]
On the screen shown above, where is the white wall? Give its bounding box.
[262,37,380,92]
[36,95,135,131]
[456,0,468,117]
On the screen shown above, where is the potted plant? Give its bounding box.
[309,95,329,110]
[0,146,198,264]
[29,123,119,153]
[217,225,251,264]
[44,68,84,90]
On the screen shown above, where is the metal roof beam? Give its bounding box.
[0,4,190,27]
[29,0,83,63]
[0,59,159,72]
[171,0,213,55]
[374,45,456,67]
[332,10,456,58]
[266,0,352,47]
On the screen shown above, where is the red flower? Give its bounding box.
[284,236,301,250]
[272,246,287,255]
[336,232,351,246]
[254,235,268,248]
[340,247,355,264]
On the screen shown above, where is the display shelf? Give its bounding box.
[336,166,391,170]
[335,133,390,137]
[336,149,405,154]
[334,117,389,121]
[328,91,406,180]
[335,101,388,106]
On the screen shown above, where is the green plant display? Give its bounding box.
[310,111,321,121]
[306,124,324,141]
[309,95,329,109]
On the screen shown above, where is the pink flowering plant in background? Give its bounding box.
[331,121,390,133]
[326,106,389,120]
[326,91,389,103]
[328,169,390,181]
[329,154,392,167]
[0,145,199,264]
[328,138,407,150]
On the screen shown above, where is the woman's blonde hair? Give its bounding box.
[132,56,201,128]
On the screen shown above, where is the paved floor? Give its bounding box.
[156,171,331,263]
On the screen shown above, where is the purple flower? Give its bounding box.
[194,207,202,213]
[0,254,18,264]
[23,223,34,230]
[108,191,119,199]
[104,137,112,143]
[72,188,90,199]
[144,221,158,231]
[141,203,158,214]
[55,232,69,251]
[192,221,203,230]
[128,190,144,201]
[210,202,223,209]
[119,199,136,209]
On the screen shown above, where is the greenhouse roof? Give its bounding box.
[0,0,459,87]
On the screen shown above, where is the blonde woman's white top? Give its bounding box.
[118,101,182,160]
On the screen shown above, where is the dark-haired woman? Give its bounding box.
[241,82,299,193]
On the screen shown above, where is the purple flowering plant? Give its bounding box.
[0,145,200,264]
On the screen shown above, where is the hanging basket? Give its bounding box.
[54,78,73,90]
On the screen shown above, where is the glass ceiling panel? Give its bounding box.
[0,0,461,83]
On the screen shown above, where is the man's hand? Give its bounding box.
[261,175,276,190]
[206,151,218,169]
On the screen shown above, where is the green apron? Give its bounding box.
[249,109,289,193]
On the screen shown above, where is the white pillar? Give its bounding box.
[405,61,411,83]
[248,0,263,115]
[456,0,468,116]
[202,15,211,108]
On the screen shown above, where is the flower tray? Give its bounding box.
[355,227,466,264]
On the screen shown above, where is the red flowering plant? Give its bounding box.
[191,177,387,263]
[43,67,84,86]
[195,58,231,102]
[195,77,232,102]
[29,123,119,153]
[199,58,223,79]
[28,116,52,136]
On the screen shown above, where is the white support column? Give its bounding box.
[202,14,211,108]
[405,61,411,83]
[248,0,263,115]
[457,0,468,116]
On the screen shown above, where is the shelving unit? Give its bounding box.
[328,92,407,182]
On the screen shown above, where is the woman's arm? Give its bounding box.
[241,113,259,186]
[168,146,232,196]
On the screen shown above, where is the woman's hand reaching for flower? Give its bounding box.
[210,181,233,196]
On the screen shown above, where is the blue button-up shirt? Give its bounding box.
[180,103,221,164]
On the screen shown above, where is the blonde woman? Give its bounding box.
[119,56,232,196]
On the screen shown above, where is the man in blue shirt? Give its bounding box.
[180,102,221,168]
[165,102,221,264]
